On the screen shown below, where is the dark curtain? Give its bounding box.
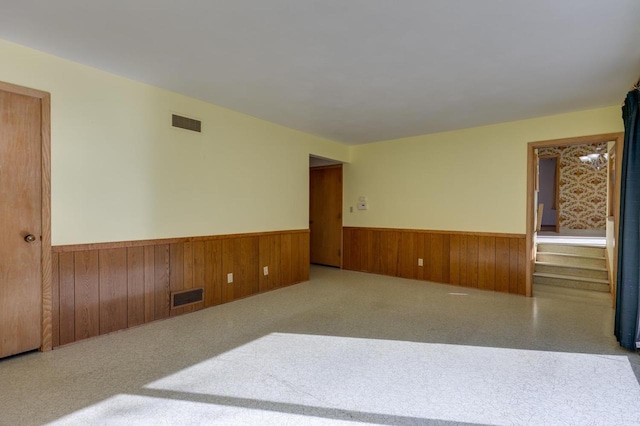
[616,88,640,351]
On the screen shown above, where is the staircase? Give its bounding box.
[533,243,610,292]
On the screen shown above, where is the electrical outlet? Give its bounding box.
[418,258,424,267]
[227,273,233,283]
[263,266,269,276]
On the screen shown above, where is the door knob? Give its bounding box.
[24,234,36,243]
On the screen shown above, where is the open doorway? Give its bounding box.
[309,155,343,268]
[538,156,559,232]
[526,133,624,298]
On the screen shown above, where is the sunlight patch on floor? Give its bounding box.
[49,333,640,425]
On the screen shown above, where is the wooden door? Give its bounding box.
[309,165,343,267]
[0,88,43,358]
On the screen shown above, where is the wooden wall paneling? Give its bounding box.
[191,241,206,311]
[423,233,434,281]
[397,231,416,279]
[222,237,259,302]
[385,231,400,277]
[182,242,199,313]
[51,252,60,348]
[509,239,520,294]
[240,237,260,298]
[478,237,496,291]
[430,234,445,283]
[442,235,450,284]
[58,252,75,346]
[342,228,352,270]
[357,229,370,273]
[169,243,184,316]
[449,235,461,285]
[495,238,510,293]
[126,247,145,327]
[203,240,222,307]
[280,234,293,286]
[467,235,479,288]
[154,244,171,320]
[259,234,281,292]
[369,230,382,274]
[458,235,468,286]
[99,248,128,334]
[291,234,304,284]
[74,251,100,340]
[344,229,365,271]
[518,239,527,295]
[295,232,310,283]
[415,233,425,280]
[143,246,155,323]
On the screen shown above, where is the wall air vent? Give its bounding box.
[172,114,202,133]
[171,287,204,309]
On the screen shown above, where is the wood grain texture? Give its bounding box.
[58,252,75,346]
[478,236,496,291]
[309,165,343,267]
[49,230,309,347]
[143,246,155,323]
[51,252,60,348]
[0,89,43,357]
[259,235,282,292]
[99,248,128,334]
[343,227,525,295]
[40,93,52,352]
[495,238,510,293]
[204,240,223,307]
[169,243,184,316]
[127,247,145,327]
[74,251,99,340]
[154,245,171,320]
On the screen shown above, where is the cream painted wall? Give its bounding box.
[344,108,623,234]
[0,39,349,245]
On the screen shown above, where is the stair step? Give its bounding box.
[534,262,608,280]
[533,272,610,292]
[535,252,606,268]
[536,243,605,257]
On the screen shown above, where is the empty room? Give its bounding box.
[1,1,640,425]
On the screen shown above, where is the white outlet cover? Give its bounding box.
[227,273,233,283]
[418,258,424,266]
[357,202,367,210]
[263,266,269,275]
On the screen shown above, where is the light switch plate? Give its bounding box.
[263,266,269,276]
[227,273,233,283]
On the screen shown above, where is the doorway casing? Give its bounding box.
[526,132,624,298]
[0,81,52,352]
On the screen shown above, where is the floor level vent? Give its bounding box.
[171,287,204,309]
[172,114,201,132]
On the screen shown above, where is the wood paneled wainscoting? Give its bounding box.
[343,227,527,295]
[51,230,309,348]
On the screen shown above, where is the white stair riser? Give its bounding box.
[534,264,608,280]
[533,275,610,292]
[536,253,606,268]
[536,244,605,257]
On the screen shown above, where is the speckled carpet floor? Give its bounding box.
[1,266,639,425]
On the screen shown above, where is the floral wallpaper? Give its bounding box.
[538,142,607,230]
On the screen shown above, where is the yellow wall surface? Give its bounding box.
[0,39,349,245]
[344,107,623,234]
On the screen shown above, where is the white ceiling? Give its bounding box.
[1,1,639,145]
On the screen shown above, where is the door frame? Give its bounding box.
[0,81,52,351]
[537,154,560,233]
[526,132,624,298]
[309,164,343,268]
